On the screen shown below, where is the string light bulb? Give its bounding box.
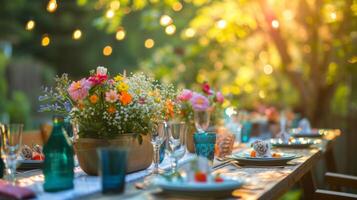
[41,35,50,47]
[144,39,155,48]
[103,45,113,56]
[72,29,82,40]
[160,15,173,26]
[47,0,58,13]
[165,24,176,35]
[26,20,35,31]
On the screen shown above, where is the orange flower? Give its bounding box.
[165,100,174,119]
[107,105,116,114]
[120,91,132,105]
[89,94,99,104]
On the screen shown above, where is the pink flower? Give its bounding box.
[68,78,91,101]
[202,82,213,95]
[178,89,193,101]
[105,90,119,103]
[215,91,224,103]
[190,93,210,111]
[88,74,108,85]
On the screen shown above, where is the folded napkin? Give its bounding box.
[0,180,35,199]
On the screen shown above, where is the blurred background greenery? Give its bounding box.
[0,0,356,181]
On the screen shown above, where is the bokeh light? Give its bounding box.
[110,1,120,10]
[263,64,273,75]
[25,20,35,31]
[216,19,227,29]
[47,0,57,13]
[271,20,279,29]
[116,28,126,40]
[172,2,183,11]
[103,45,113,56]
[165,24,176,35]
[184,28,196,38]
[144,39,155,48]
[106,10,115,18]
[41,35,50,47]
[160,15,173,26]
[72,29,82,40]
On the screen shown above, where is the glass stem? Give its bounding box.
[153,144,160,174]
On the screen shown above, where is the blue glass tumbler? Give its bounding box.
[97,147,128,194]
[193,132,216,164]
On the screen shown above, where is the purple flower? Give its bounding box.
[190,93,210,111]
[178,89,193,101]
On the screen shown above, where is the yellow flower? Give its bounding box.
[155,97,161,103]
[114,75,124,82]
[116,82,129,92]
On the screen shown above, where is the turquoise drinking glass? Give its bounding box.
[193,132,216,165]
[97,147,128,194]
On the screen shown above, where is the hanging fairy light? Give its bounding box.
[271,19,279,29]
[115,27,126,40]
[165,24,176,35]
[72,29,82,40]
[160,15,173,26]
[41,34,50,47]
[103,45,113,56]
[25,20,35,31]
[144,39,155,48]
[47,0,58,13]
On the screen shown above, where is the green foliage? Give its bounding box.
[0,53,8,113]
[7,91,31,126]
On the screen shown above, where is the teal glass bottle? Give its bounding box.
[43,116,74,192]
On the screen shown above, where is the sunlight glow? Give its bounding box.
[263,64,273,75]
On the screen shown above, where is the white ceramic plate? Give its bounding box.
[155,177,243,197]
[230,152,299,166]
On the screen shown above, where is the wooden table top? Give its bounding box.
[17,129,341,200]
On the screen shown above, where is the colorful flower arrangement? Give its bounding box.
[39,66,177,142]
[177,82,224,123]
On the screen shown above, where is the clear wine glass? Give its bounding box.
[278,111,289,142]
[167,121,187,174]
[194,110,210,133]
[0,123,23,184]
[150,122,167,175]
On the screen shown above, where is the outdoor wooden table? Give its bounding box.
[16,129,341,200]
